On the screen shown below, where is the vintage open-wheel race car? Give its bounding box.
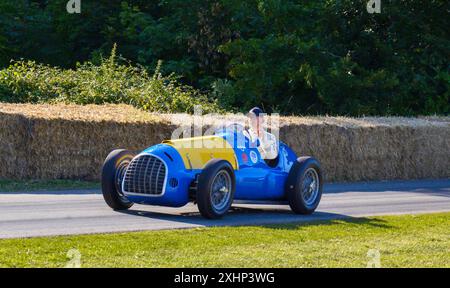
[101,124,323,219]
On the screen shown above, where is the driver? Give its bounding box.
[245,107,278,160]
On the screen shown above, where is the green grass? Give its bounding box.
[0,179,99,192]
[0,213,448,268]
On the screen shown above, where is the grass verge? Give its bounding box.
[0,179,99,192]
[0,213,448,268]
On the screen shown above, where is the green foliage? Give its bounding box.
[219,0,449,115]
[0,179,99,192]
[0,46,220,113]
[1,213,450,267]
[0,0,448,115]
[0,0,66,67]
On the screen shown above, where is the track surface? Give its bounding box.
[0,179,449,239]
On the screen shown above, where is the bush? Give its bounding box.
[0,46,221,113]
[0,0,448,116]
[218,0,449,116]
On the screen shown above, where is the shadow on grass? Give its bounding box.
[0,179,100,194]
[0,188,100,195]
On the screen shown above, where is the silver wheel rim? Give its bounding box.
[210,170,232,212]
[115,162,129,198]
[301,168,320,206]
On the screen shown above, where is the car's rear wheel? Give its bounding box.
[197,159,235,219]
[285,157,323,214]
[102,149,135,210]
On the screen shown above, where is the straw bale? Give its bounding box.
[0,103,448,181]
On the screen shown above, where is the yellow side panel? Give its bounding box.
[162,136,238,170]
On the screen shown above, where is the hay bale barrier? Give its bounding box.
[0,104,176,180]
[0,103,449,182]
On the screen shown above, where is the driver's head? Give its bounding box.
[248,107,264,133]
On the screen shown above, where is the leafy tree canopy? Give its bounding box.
[0,0,448,115]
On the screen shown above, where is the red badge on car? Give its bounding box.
[242,153,248,163]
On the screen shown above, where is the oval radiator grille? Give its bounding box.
[123,155,167,195]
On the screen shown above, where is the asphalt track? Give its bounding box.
[0,179,449,239]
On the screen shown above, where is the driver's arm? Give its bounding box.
[259,132,278,160]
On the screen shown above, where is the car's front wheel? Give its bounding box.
[101,149,135,210]
[285,157,323,214]
[196,159,235,219]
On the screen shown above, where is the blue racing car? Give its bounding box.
[102,124,323,219]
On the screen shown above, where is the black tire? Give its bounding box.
[197,159,235,219]
[285,157,323,214]
[101,149,135,210]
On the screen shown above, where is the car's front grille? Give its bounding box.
[123,154,167,195]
